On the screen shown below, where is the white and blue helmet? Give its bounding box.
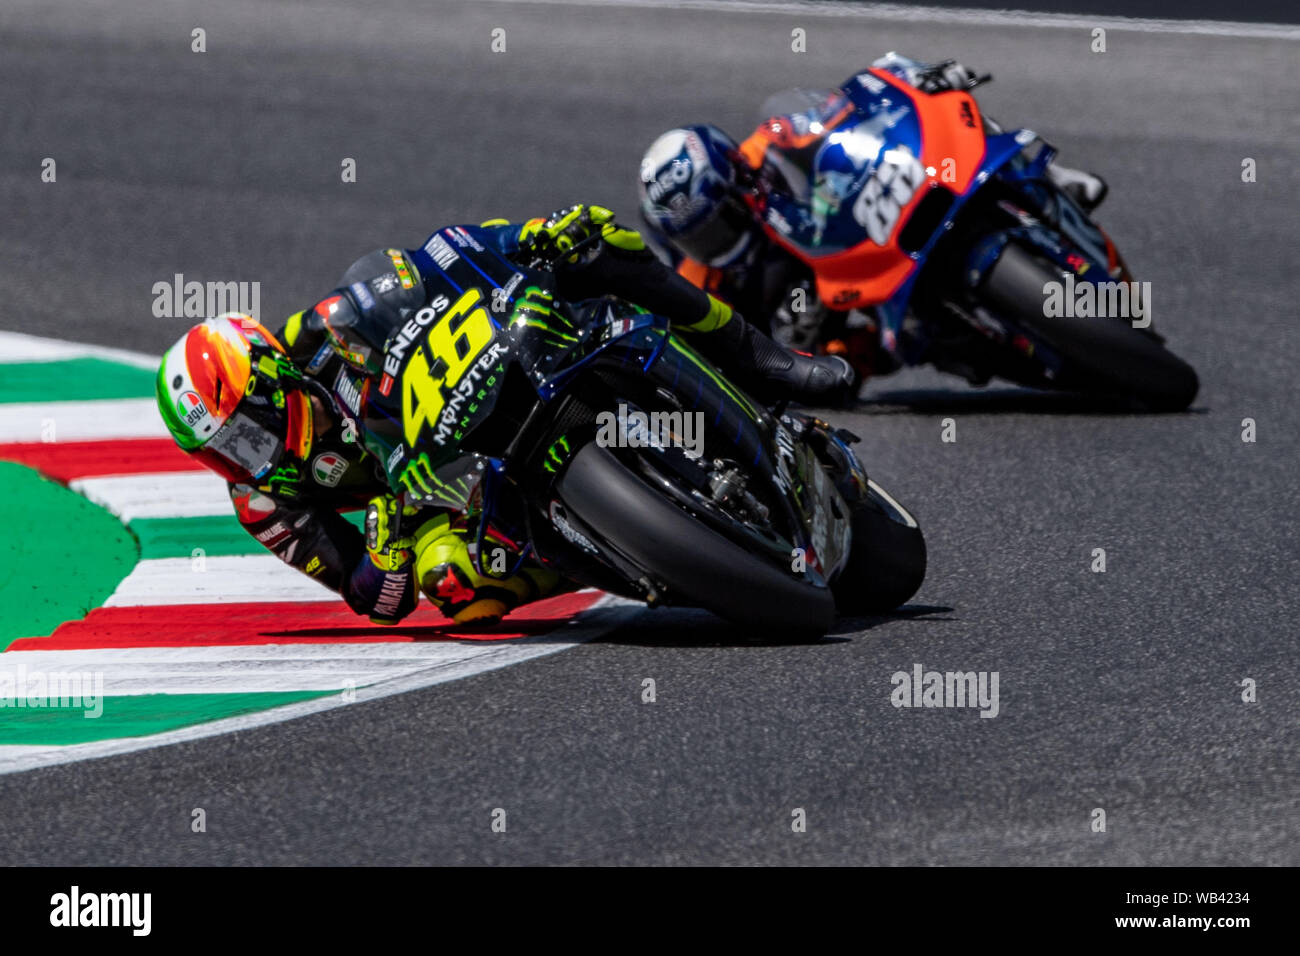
[638,125,754,267]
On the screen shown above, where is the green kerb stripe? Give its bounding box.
[0,462,137,649]
[0,691,333,745]
[131,515,260,559]
[131,511,366,560]
[0,358,155,403]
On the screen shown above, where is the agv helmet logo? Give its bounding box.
[177,391,208,427]
[311,452,348,487]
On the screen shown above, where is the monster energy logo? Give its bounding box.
[431,347,506,446]
[542,435,571,473]
[398,451,472,508]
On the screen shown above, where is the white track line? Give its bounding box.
[480,0,1300,39]
[5,641,568,664]
[0,745,64,761]
[0,597,644,775]
[71,472,230,521]
[104,554,339,606]
[1,641,548,695]
[0,399,167,442]
[0,330,158,369]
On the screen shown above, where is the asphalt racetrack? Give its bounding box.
[0,0,1296,864]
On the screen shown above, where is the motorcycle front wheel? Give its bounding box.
[555,441,838,637]
[980,242,1199,411]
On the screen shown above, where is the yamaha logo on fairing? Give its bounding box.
[423,233,459,271]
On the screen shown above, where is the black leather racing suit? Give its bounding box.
[225,216,742,623]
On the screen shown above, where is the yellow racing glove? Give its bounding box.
[517,204,646,266]
[361,494,418,625]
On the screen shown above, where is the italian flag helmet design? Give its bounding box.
[156,313,311,483]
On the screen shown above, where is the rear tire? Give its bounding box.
[556,442,837,636]
[981,243,1199,411]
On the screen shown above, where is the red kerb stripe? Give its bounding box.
[7,591,604,650]
[0,438,201,482]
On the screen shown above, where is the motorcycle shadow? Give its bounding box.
[265,603,955,646]
[593,603,954,647]
[855,386,1204,416]
[829,603,955,636]
[263,616,604,644]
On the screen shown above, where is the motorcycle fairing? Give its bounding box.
[753,67,987,310]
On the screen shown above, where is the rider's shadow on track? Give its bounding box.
[591,604,955,647]
[261,604,954,646]
[262,617,602,643]
[855,387,1206,415]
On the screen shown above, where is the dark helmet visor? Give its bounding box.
[674,196,753,266]
[202,404,286,482]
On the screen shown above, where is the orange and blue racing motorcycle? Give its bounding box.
[739,58,1199,410]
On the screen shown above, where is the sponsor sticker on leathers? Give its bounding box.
[312,452,348,487]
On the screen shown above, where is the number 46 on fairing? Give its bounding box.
[400,288,497,447]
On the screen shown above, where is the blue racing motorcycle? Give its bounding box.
[325,225,927,637]
[746,57,1199,411]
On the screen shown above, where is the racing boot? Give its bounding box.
[519,202,855,404]
[412,513,560,626]
[1047,163,1108,212]
[684,307,856,406]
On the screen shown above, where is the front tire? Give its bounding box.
[556,442,837,636]
[981,243,1199,411]
[832,480,927,614]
